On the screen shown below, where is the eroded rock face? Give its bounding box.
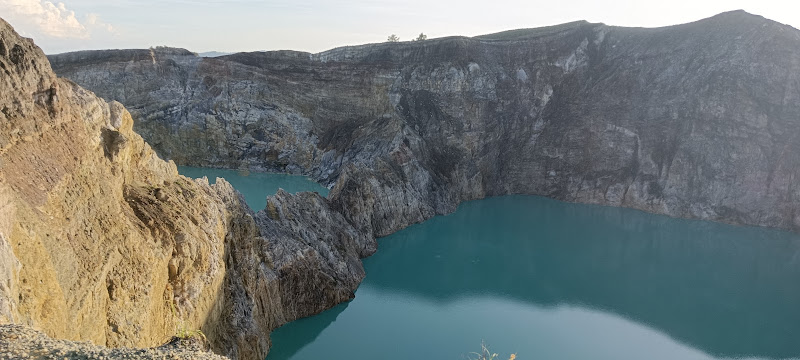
[50,11,800,234]
[9,8,800,360]
[0,18,369,360]
[256,190,374,319]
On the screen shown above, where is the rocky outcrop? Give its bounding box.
[255,190,374,319]
[4,8,800,360]
[0,17,371,360]
[50,11,800,234]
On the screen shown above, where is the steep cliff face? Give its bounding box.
[0,18,371,360]
[4,8,799,360]
[50,11,800,235]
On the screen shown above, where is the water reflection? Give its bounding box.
[365,196,800,358]
[269,195,800,360]
[264,302,349,360]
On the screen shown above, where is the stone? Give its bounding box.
[49,11,800,235]
[0,17,369,360]
[0,324,228,360]
[4,8,800,360]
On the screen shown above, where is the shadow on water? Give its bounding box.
[266,302,350,360]
[359,195,800,359]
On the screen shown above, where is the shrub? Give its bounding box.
[469,342,516,360]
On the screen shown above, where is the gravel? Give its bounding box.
[0,325,230,360]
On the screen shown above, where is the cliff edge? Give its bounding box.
[4,9,800,360]
[0,17,370,360]
[49,11,800,236]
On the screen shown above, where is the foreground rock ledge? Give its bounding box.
[0,324,227,360]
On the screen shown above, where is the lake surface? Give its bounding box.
[177,166,328,211]
[268,196,800,360]
[177,167,800,360]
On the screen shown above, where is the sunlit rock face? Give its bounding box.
[0,16,371,360]
[50,11,800,235]
[3,9,799,360]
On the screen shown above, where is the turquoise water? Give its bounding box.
[266,195,800,360]
[176,166,800,359]
[177,166,328,211]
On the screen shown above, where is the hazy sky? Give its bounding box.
[1,0,799,54]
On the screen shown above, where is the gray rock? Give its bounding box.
[15,9,800,359]
[255,190,375,318]
[0,324,229,360]
[49,11,800,234]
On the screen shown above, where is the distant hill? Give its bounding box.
[198,51,234,57]
[49,10,800,235]
[474,20,591,40]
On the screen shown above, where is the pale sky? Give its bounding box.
[0,0,798,55]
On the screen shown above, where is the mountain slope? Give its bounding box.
[49,11,800,235]
[0,17,371,360]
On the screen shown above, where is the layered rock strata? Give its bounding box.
[0,18,371,360]
[50,10,800,234]
[3,8,800,360]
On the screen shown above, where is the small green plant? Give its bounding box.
[167,299,207,341]
[387,34,400,42]
[469,341,516,360]
[176,326,207,341]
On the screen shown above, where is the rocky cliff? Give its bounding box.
[49,11,800,235]
[5,8,800,360]
[0,18,371,360]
